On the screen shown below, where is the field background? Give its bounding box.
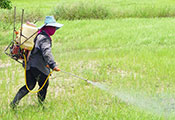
[1,0,175,120]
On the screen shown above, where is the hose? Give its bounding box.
[23,54,52,93]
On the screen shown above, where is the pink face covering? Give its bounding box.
[38,26,56,37]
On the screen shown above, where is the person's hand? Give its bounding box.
[46,65,61,71]
[53,67,61,71]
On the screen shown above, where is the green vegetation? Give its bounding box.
[52,0,175,19]
[0,0,12,9]
[52,2,112,20]
[1,0,175,22]
[1,0,175,120]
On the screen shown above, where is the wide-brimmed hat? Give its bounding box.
[39,16,63,30]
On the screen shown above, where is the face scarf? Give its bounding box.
[38,26,56,38]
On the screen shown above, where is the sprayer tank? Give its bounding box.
[16,23,38,50]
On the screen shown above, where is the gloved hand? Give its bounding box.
[53,67,61,71]
[46,65,61,71]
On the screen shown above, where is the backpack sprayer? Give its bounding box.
[4,7,38,64]
[4,7,91,93]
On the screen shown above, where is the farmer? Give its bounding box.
[10,16,63,108]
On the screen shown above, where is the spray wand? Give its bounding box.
[46,65,91,83]
[60,70,91,83]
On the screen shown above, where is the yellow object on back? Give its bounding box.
[16,23,38,51]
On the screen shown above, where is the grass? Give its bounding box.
[52,0,175,19]
[1,18,175,119]
[1,0,175,119]
[52,1,112,20]
[0,0,175,22]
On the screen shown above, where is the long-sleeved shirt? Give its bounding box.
[27,30,57,75]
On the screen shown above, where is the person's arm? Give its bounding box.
[39,37,57,70]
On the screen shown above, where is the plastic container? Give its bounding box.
[16,23,38,50]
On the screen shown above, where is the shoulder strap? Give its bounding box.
[31,33,40,54]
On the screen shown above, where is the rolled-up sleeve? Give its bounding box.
[39,38,56,69]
